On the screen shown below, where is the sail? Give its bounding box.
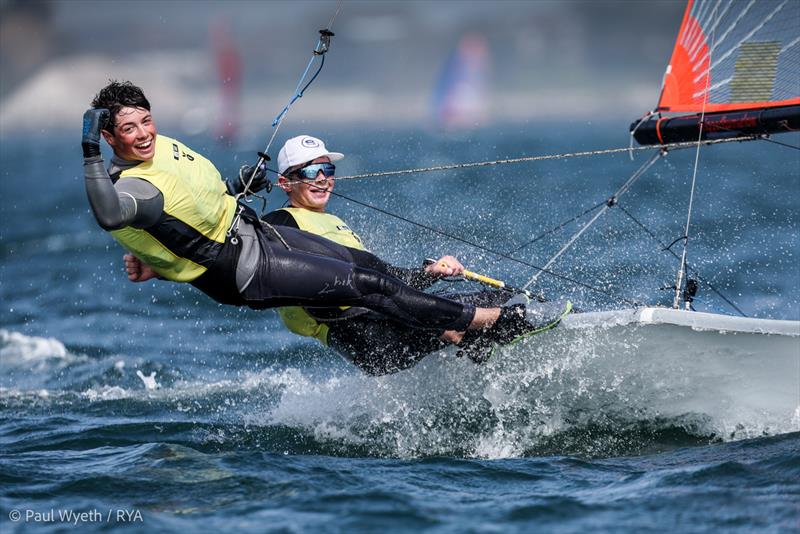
[211,18,242,146]
[431,33,490,129]
[632,0,799,145]
[657,0,799,113]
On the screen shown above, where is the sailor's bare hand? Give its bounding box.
[123,253,159,282]
[425,255,464,277]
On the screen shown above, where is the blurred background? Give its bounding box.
[0,0,684,141]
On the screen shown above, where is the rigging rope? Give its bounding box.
[313,131,770,309]
[238,1,343,200]
[504,200,607,256]
[521,150,665,290]
[759,137,800,151]
[280,135,759,187]
[226,2,342,242]
[673,1,719,309]
[327,189,645,307]
[317,133,762,307]
[326,0,344,28]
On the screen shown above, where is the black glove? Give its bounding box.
[226,162,269,195]
[82,108,110,159]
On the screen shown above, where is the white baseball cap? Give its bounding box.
[277,135,344,175]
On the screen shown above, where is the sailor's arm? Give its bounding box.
[422,255,464,277]
[84,164,163,230]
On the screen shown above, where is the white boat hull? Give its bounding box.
[563,307,800,337]
[509,308,800,438]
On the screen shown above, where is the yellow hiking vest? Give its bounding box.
[109,135,237,282]
[276,208,366,345]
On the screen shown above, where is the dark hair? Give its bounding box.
[90,80,151,132]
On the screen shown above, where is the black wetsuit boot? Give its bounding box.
[456,304,528,364]
[455,329,496,364]
[458,300,573,364]
[486,303,531,345]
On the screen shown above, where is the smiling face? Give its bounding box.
[101,106,157,161]
[278,156,333,212]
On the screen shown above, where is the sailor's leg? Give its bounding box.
[263,224,401,277]
[262,224,356,262]
[243,240,476,332]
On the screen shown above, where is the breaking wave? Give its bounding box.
[3,322,796,460]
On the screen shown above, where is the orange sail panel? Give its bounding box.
[657,0,800,113]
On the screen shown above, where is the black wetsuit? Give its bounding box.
[83,153,476,335]
[240,218,474,332]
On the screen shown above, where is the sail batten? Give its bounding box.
[703,0,755,62]
[781,35,800,54]
[702,0,786,83]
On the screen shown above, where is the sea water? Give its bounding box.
[1,124,798,532]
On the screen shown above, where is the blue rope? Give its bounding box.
[271,54,326,128]
[236,28,334,209]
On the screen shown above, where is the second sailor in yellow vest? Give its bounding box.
[259,135,501,375]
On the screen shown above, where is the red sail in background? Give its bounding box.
[656,0,800,113]
[212,19,242,145]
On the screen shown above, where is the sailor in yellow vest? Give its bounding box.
[257,135,512,374]
[86,81,548,369]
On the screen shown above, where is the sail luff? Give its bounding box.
[655,0,698,112]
